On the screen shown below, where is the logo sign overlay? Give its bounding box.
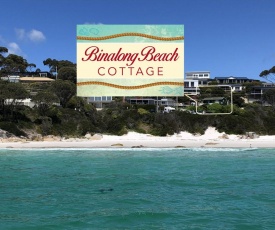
[77,25,184,96]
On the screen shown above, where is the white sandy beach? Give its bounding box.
[0,127,275,149]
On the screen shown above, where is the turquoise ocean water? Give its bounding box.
[0,148,274,230]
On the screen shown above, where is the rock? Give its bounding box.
[85,133,92,139]
[219,134,229,139]
[90,134,103,140]
[53,136,61,141]
[43,135,61,142]
[31,134,43,141]
[7,137,21,142]
[0,129,14,139]
[43,137,56,142]
[0,133,7,139]
[131,145,144,148]
[111,143,123,147]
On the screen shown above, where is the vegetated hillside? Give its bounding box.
[1,101,275,138]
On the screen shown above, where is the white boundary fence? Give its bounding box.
[185,85,233,115]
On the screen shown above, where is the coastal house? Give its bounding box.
[202,97,228,105]
[214,76,255,84]
[1,75,20,83]
[1,71,55,95]
[1,71,53,80]
[126,97,176,107]
[20,77,55,83]
[156,98,176,107]
[20,76,55,96]
[184,80,200,95]
[248,84,275,104]
[185,71,210,86]
[126,98,155,105]
[87,96,114,109]
[5,98,36,108]
[210,76,262,93]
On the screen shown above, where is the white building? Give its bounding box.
[5,98,35,108]
[1,75,20,83]
[87,96,113,109]
[185,71,210,86]
[184,79,199,95]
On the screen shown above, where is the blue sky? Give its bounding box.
[1,0,275,80]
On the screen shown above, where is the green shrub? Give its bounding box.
[137,108,149,115]
[0,122,26,137]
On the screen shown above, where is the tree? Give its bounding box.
[0,80,9,114]
[43,58,59,73]
[27,63,36,72]
[32,91,59,115]
[207,80,219,85]
[1,54,29,73]
[199,86,226,99]
[263,88,275,107]
[242,81,262,94]
[206,103,224,113]
[43,58,76,74]
[260,66,275,82]
[49,80,76,107]
[0,47,8,70]
[57,66,76,83]
[233,94,245,107]
[0,80,29,118]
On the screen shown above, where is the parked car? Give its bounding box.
[163,106,176,113]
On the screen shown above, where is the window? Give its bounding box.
[39,73,47,77]
[95,97,101,101]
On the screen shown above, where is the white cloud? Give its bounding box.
[8,42,22,55]
[28,29,46,42]
[14,28,46,42]
[15,28,25,40]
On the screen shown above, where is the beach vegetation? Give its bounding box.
[57,66,76,83]
[232,94,245,107]
[263,88,275,108]
[0,80,29,119]
[199,86,226,98]
[43,58,76,81]
[137,108,149,115]
[32,91,59,115]
[0,53,29,73]
[0,121,27,137]
[2,93,275,137]
[49,80,75,107]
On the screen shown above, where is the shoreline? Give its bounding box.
[1,128,275,149]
